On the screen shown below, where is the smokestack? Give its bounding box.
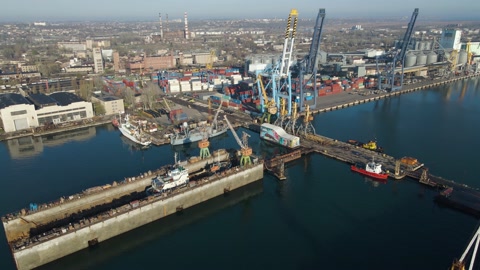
[184,12,189,39]
[166,13,169,33]
[159,13,163,39]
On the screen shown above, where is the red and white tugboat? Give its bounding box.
[351,157,388,180]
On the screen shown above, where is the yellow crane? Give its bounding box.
[297,104,315,135]
[274,97,288,127]
[224,115,252,167]
[206,50,215,70]
[257,74,278,124]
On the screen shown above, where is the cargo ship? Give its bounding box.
[351,158,389,180]
[260,123,300,149]
[347,139,384,153]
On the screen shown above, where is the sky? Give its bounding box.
[1,0,479,22]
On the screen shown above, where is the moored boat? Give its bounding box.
[351,158,388,180]
[150,165,189,193]
[118,114,151,147]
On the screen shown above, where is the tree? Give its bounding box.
[141,82,160,110]
[93,102,106,116]
[121,86,136,109]
[78,79,94,100]
[2,47,15,59]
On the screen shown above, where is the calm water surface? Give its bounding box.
[1,77,480,270]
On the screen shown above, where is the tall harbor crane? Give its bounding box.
[257,74,277,124]
[451,224,480,270]
[297,8,326,111]
[274,97,288,128]
[377,8,419,91]
[296,104,315,136]
[224,115,252,167]
[284,101,298,135]
[257,9,298,117]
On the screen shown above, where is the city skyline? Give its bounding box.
[1,0,479,22]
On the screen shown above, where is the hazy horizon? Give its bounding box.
[1,0,479,22]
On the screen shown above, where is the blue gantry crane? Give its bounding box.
[297,8,325,111]
[376,8,419,91]
[256,9,298,121]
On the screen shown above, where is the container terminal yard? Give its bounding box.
[2,7,480,270]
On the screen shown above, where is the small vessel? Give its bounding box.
[118,114,152,147]
[347,139,384,153]
[111,117,119,128]
[150,154,189,193]
[351,157,388,180]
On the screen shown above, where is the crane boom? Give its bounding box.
[279,9,298,77]
[212,101,222,128]
[397,8,419,64]
[223,115,244,149]
[163,97,171,112]
[305,8,325,74]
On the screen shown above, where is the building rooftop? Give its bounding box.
[0,93,31,109]
[28,93,58,108]
[49,92,85,106]
[94,94,120,102]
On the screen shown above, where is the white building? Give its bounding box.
[0,93,37,132]
[0,92,94,132]
[32,92,94,125]
[90,94,124,115]
[440,29,462,50]
[93,48,104,74]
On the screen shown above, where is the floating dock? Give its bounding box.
[2,152,256,270]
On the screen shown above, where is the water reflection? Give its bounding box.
[5,127,96,159]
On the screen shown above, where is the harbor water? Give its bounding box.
[1,77,480,269]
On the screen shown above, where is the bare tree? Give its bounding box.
[141,82,161,110]
[78,79,94,100]
[122,86,136,109]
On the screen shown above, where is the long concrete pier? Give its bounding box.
[311,73,480,114]
[5,161,264,270]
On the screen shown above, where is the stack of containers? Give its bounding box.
[180,80,191,92]
[230,74,242,85]
[168,79,181,93]
[191,78,202,91]
[357,77,365,89]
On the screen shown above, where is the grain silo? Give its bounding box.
[416,52,427,65]
[405,52,417,67]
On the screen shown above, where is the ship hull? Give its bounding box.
[170,127,228,146]
[119,125,151,146]
[351,165,388,180]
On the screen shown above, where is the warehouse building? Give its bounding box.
[0,92,94,132]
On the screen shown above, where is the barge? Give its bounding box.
[2,152,259,270]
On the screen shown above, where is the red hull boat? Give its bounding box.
[351,158,388,180]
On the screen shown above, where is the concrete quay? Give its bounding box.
[5,160,263,270]
[310,73,480,114]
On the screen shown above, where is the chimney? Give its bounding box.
[184,12,189,39]
[166,13,169,33]
[159,13,163,39]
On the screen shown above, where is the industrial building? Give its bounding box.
[0,92,94,132]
